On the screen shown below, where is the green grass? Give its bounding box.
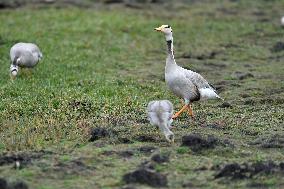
[0,0,284,188]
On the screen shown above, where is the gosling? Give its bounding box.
[147,100,174,142]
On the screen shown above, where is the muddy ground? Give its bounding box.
[0,0,283,188]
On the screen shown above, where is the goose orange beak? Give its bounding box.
[154,27,163,32]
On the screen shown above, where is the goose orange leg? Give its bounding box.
[172,104,188,119]
[187,103,195,119]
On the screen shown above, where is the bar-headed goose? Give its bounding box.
[10,42,43,79]
[154,25,222,119]
[147,100,174,142]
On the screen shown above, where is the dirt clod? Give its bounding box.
[140,161,155,170]
[123,168,167,187]
[182,182,195,188]
[240,93,250,98]
[137,146,157,154]
[151,153,169,164]
[53,159,95,175]
[215,161,283,179]
[181,134,218,152]
[0,151,48,167]
[10,181,29,189]
[135,135,158,142]
[0,179,28,189]
[0,178,8,189]
[218,102,232,108]
[233,72,254,80]
[89,127,114,142]
[243,98,256,105]
[213,80,230,93]
[251,134,284,148]
[118,137,133,144]
[271,42,284,53]
[102,150,135,158]
[118,150,135,158]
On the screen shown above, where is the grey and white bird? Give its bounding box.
[154,25,222,119]
[147,100,174,142]
[9,42,43,79]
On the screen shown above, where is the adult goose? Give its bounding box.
[154,25,222,119]
[10,42,43,79]
[147,100,174,142]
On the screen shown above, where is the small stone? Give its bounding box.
[218,102,232,108]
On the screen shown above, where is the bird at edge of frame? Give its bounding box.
[9,42,43,80]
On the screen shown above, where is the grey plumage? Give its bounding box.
[147,100,174,142]
[155,25,223,118]
[9,42,43,78]
[165,54,221,102]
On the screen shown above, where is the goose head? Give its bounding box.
[155,25,173,41]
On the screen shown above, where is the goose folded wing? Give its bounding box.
[28,44,43,58]
[183,68,214,90]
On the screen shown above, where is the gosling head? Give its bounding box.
[165,131,174,143]
[155,25,173,41]
[10,64,19,80]
[10,57,21,80]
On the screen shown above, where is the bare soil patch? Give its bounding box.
[123,168,167,187]
[250,134,284,148]
[181,134,233,152]
[215,161,284,179]
[0,151,51,168]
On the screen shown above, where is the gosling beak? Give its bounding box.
[155,27,163,32]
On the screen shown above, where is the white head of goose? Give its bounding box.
[155,25,223,119]
[9,42,43,80]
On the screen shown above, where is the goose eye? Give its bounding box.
[165,25,171,28]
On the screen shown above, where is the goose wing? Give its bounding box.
[182,68,214,90]
[10,43,42,60]
[25,43,43,59]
